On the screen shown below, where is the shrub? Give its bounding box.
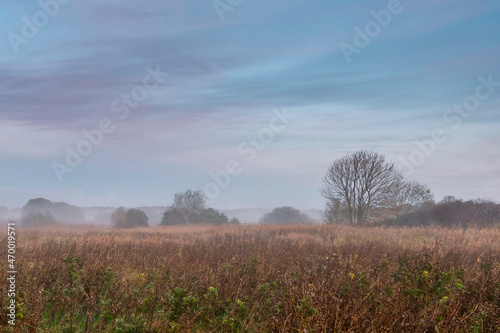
[260,206,311,225]
[161,207,232,225]
[381,198,500,227]
[21,198,85,225]
[161,190,233,225]
[21,211,57,227]
[112,207,148,228]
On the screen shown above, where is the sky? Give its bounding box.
[1,0,499,210]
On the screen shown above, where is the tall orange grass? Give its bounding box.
[1,225,499,332]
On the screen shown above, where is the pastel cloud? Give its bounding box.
[0,0,499,209]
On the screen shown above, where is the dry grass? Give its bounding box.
[1,225,499,332]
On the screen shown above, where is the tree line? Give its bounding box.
[17,150,500,228]
[20,198,85,227]
[111,189,241,228]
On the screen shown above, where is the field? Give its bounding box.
[1,225,499,332]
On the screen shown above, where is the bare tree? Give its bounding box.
[321,151,433,225]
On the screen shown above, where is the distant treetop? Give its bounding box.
[21,197,85,227]
[111,207,149,228]
[260,206,312,225]
[161,189,238,225]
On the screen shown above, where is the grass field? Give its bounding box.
[1,225,499,332]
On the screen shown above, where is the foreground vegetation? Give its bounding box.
[1,225,499,332]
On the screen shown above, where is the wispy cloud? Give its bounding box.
[1,0,499,208]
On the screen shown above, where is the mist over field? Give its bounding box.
[0,205,324,225]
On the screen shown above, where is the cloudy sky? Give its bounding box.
[1,0,499,209]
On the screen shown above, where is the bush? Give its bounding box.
[21,211,57,227]
[161,207,232,225]
[111,207,126,228]
[229,217,241,225]
[260,206,311,225]
[161,190,234,225]
[112,208,148,228]
[125,209,149,228]
[161,208,240,225]
[160,208,186,225]
[191,208,229,225]
[21,198,85,225]
[380,198,500,227]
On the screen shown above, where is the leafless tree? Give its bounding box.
[321,151,433,225]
